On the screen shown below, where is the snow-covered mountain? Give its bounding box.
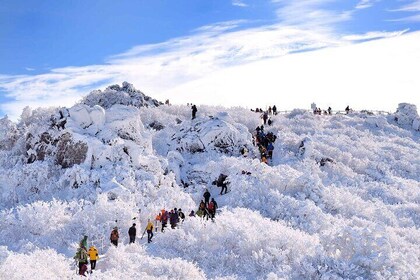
[0,83,419,279]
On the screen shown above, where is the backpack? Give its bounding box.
[74,249,81,261]
[208,202,214,211]
[217,174,227,187]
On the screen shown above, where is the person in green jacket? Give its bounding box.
[74,246,88,276]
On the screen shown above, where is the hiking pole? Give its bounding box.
[74,260,78,275]
[141,229,146,239]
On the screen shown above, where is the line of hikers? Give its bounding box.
[313,107,332,115]
[74,188,223,275]
[252,105,277,115]
[312,106,352,115]
[74,236,99,276]
[197,189,218,220]
[254,125,276,164]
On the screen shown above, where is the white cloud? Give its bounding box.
[389,0,420,22]
[355,0,380,10]
[232,0,248,7]
[0,4,418,120]
[272,0,354,28]
[25,67,35,71]
[342,29,409,41]
[165,31,420,113]
[0,23,347,120]
[393,0,420,12]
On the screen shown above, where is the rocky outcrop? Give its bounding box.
[81,82,162,109]
[55,133,88,168]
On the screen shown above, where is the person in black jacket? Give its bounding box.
[178,208,185,222]
[217,174,228,195]
[128,223,136,244]
[191,105,197,119]
[203,189,211,206]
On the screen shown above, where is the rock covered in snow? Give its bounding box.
[394,103,420,130]
[55,132,88,168]
[171,112,252,154]
[68,104,106,134]
[81,81,162,109]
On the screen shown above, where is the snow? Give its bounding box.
[0,83,419,279]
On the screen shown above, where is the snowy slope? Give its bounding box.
[0,83,419,279]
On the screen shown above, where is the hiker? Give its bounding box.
[217,174,228,195]
[197,200,206,218]
[319,157,334,166]
[240,146,248,157]
[272,105,277,115]
[128,223,136,244]
[110,227,119,247]
[267,118,272,126]
[299,140,305,156]
[79,235,88,249]
[261,155,268,164]
[178,208,185,222]
[191,105,197,119]
[268,106,272,115]
[161,209,168,232]
[208,198,218,219]
[262,112,268,125]
[88,246,99,273]
[170,210,179,229]
[74,246,88,276]
[155,213,162,232]
[328,107,332,115]
[189,210,196,217]
[345,106,350,114]
[267,142,274,159]
[144,219,154,243]
[203,189,211,206]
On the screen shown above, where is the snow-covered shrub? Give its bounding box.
[0,248,73,279]
[152,208,319,279]
[0,116,19,150]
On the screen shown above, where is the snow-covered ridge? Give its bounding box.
[0,83,419,279]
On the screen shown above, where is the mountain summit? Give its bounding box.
[81,81,162,109]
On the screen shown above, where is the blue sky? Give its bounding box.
[1,0,420,119]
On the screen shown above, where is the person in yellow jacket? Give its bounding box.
[88,246,99,272]
[145,219,154,243]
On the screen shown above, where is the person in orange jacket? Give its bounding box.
[155,213,162,232]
